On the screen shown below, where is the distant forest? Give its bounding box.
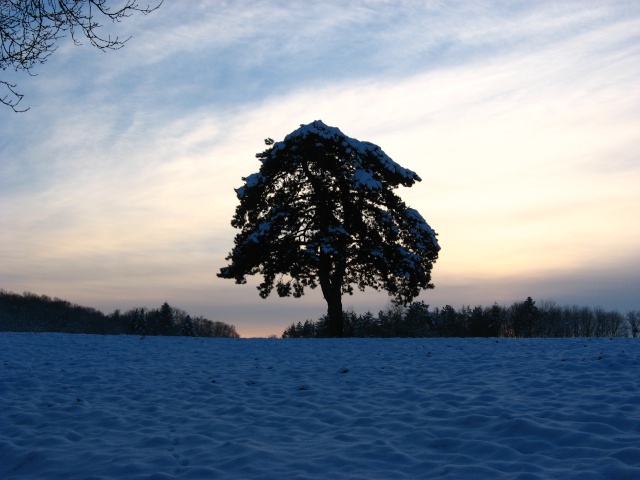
[2,290,637,340]
[0,290,239,338]
[283,297,639,339]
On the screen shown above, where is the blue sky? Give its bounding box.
[1,1,639,336]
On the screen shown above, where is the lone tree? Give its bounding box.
[1,0,162,111]
[219,120,440,337]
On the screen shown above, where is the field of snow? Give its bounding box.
[1,333,639,479]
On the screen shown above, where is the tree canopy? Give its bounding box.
[1,0,162,111]
[219,120,440,336]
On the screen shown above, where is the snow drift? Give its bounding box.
[1,333,639,479]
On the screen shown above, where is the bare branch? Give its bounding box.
[0,0,163,111]
[0,79,29,112]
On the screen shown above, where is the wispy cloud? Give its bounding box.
[1,1,638,335]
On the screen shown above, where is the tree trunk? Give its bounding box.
[305,160,345,337]
[326,289,344,337]
[318,256,344,337]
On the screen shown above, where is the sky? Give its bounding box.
[1,0,639,337]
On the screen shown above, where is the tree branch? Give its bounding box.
[0,79,28,112]
[0,0,162,111]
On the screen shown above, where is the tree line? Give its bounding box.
[0,290,239,338]
[283,297,639,338]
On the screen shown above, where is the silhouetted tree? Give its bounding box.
[0,289,123,333]
[627,311,639,338]
[536,300,564,337]
[178,315,197,336]
[1,0,162,111]
[279,297,635,339]
[435,305,460,337]
[191,316,240,338]
[377,304,404,337]
[357,311,377,337]
[402,301,432,337]
[0,289,241,337]
[468,306,487,337]
[158,301,174,335]
[129,307,148,337]
[510,297,539,337]
[282,322,299,338]
[485,303,505,337]
[219,120,440,336]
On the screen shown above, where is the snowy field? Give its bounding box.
[1,333,639,479]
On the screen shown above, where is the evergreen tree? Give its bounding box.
[468,306,486,336]
[219,121,440,336]
[159,302,174,335]
[511,297,539,337]
[487,303,505,337]
[130,308,148,338]
[437,305,459,337]
[178,315,197,337]
[400,301,428,336]
[627,311,640,338]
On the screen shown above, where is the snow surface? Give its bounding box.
[1,333,639,479]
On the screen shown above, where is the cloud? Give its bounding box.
[1,1,639,336]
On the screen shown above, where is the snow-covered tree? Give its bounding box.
[218,120,440,337]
